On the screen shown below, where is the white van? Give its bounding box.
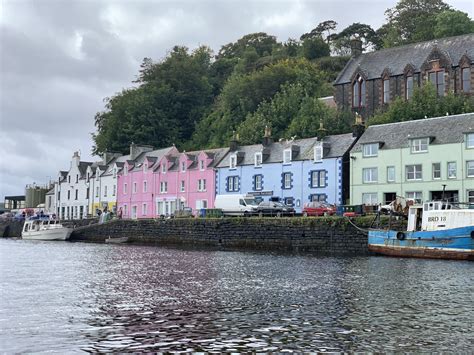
[214,194,259,216]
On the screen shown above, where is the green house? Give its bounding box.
[350,113,474,206]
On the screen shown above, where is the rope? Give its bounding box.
[344,216,371,233]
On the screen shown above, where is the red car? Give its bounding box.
[302,201,336,217]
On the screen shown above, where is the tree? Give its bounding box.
[382,0,451,46]
[217,32,279,59]
[301,36,331,60]
[434,10,474,39]
[332,23,382,54]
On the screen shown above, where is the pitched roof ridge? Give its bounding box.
[368,112,474,129]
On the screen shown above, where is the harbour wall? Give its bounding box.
[70,217,379,255]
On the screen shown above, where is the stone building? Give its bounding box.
[334,34,474,120]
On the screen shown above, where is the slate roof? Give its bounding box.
[335,34,474,85]
[78,162,93,177]
[352,113,474,152]
[216,134,356,168]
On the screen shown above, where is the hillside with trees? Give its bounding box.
[92,0,474,155]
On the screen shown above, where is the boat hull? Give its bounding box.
[22,228,73,241]
[368,226,474,261]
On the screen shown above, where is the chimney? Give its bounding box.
[71,151,80,167]
[262,125,273,146]
[229,131,239,152]
[352,113,366,138]
[317,121,328,140]
[130,142,138,160]
[350,37,363,57]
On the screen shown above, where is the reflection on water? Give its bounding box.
[0,239,473,352]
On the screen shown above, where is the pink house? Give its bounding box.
[117,145,228,219]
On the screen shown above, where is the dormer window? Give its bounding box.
[411,138,429,153]
[466,133,474,148]
[229,154,237,169]
[254,152,262,167]
[199,160,205,170]
[161,163,167,173]
[181,161,186,172]
[314,144,323,162]
[68,175,71,183]
[428,69,445,96]
[363,143,378,157]
[96,172,100,181]
[352,75,366,107]
[143,164,148,173]
[283,149,292,164]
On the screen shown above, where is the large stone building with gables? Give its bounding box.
[334,34,474,119]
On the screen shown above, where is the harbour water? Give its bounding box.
[0,239,473,352]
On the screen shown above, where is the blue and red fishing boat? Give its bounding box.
[369,201,474,260]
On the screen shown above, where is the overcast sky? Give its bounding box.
[0,0,472,200]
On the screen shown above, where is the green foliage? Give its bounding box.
[302,36,330,60]
[369,84,474,125]
[433,10,474,38]
[332,22,382,53]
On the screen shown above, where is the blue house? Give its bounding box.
[215,128,359,213]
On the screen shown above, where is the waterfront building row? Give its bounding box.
[47,113,474,219]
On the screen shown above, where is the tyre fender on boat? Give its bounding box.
[396,232,406,240]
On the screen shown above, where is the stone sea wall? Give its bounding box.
[70,217,378,255]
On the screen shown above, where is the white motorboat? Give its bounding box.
[22,219,73,241]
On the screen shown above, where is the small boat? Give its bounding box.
[22,218,73,241]
[105,236,129,244]
[369,201,474,260]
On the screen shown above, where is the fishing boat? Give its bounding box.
[105,236,129,244]
[22,218,73,241]
[369,201,474,260]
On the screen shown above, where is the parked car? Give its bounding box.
[302,201,336,217]
[256,201,295,217]
[214,194,259,216]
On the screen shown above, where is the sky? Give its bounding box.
[0,0,473,200]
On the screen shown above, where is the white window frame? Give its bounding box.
[363,167,378,183]
[104,185,107,197]
[283,149,292,165]
[161,163,167,173]
[406,164,422,181]
[447,161,457,179]
[133,182,137,193]
[411,138,429,153]
[143,164,147,173]
[363,143,378,157]
[387,166,395,182]
[406,191,423,204]
[180,180,185,192]
[113,168,117,178]
[467,190,474,204]
[143,180,147,193]
[123,183,127,194]
[362,193,378,205]
[466,160,474,178]
[432,163,441,180]
[255,175,262,190]
[181,161,186,172]
[284,173,291,189]
[199,160,205,171]
[254,152,262,167]
[466,133,474,149]
[142,203,147,216]
[160,181,168,193]
[229,154,237,169]
[314,144,323,162]
[198,179,206,192]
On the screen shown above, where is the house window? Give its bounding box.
[76,174,79,183]
[283,149,292,164]
[362,193,378,205]
[67,190,70,200]
[429,69,445,96]
[462,68,471,93]
[133,182,137,193]
[406,191,423,204]
[75,189,78,200]
[255,152,262,167]
[466,161,474,177]
[311,194,327,202]
[229,155,237,169]
[198,179,206,191]
[86,188,89,199]
[283,172,292,189]
[143,164,147,173]
[227,176,239,192]
[181,161,186,172]
[314,144,323,162]
[123,183,127,194]
[468,190,474,203]
[124,168,128,176]
[199,160,205,170]
[160,181,168,193]
[202,200,208,208]
[466,133,474,148]
[143,181,147,193]
[104,186,107,197]
[352,75,366,107]
[411,138,429,153]
[96,172,99,181]
[383,79,390,104]
[142,203,147,216]
[311,170,326,188]
[406,165,422,180]
[254,175,263,191]
[68,175,71,183]
[113,185,116,196]
[363,167,378,183]
[113,168,117,178]
[363,143,378,157]
[161,163,167,173]
[447,162,457,179]
[180,180,185,192]
[406,76,414,99]
[387,166,395,182]
[432,163,441,179]
[95,187,99,197]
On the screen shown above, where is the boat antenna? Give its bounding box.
[442,184,446,201]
